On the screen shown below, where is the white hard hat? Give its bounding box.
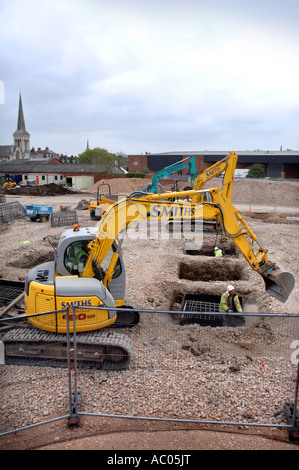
[214,247,218,250]
[227,285,235,292]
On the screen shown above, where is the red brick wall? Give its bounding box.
[128,155,148,173]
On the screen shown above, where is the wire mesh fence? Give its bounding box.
[73,309,299,432]
[0,307,298,440]
[0,201,25,223]
[50,210,78,227]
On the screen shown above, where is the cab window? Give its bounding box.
[64,240,122,279]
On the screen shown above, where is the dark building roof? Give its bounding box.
[144,150,299,171]
[0,146,13,158]
[0,159,121,174]
[146,154,184,171]
[201,151,299,164]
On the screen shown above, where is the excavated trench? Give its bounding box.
[178,292,245,327]
[171,243,259,326]
[178,258,248,282]
[7,250,54,270]
[183,238,239,257]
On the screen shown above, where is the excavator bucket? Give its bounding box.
[263,268,295,303]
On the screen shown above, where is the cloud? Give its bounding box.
[0,0,299,155]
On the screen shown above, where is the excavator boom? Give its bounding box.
[83,187,294,303]
[193,151,238,201]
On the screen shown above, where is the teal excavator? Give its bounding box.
[144,155,197,193]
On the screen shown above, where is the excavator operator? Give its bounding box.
[220,285,243,313]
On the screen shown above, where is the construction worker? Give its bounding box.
[75,242,89,275]
[220,285,243,313]
[214,246,224,257]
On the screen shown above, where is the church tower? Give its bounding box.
[13,93,30,159]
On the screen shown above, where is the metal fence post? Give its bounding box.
[285,361,299,440]
[293,362,299,427]
[67,307,81,427]
[291,362,299,439]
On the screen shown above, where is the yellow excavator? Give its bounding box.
[0,175,17,191]
[2,162,295,370]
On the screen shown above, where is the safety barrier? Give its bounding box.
[0,201,25,223]
[0,307,298,443]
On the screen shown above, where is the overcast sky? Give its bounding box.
[1,0,299,156]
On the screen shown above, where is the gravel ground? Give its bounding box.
[0,181,299,450]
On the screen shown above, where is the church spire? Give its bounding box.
[17,92,28,132]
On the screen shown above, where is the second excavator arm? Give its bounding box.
[192,151,238,202]
[146,155,198,193]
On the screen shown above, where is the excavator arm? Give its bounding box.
[192,151,238,201]
[146,155,198,193]
[83,192,204,279]
[82,187,294,303]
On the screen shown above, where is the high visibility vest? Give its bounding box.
[76,248,88,263]
[215,249,223,257]
[219,291,243,313]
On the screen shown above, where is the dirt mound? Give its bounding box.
[208,178,299,205]
[86,177,151,195]
[9,183,79,196]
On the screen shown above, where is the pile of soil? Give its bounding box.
[8,183,79,196]
[86,177,151,195]
[212,178,299,205]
